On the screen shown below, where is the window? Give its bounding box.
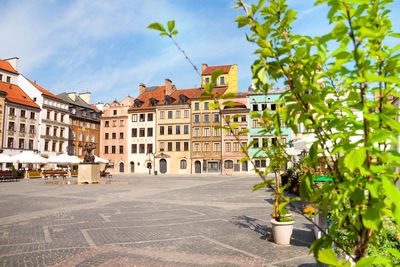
[71,132,76,140]
[167,142,173,151]
[147,128,153,137]
[168,126,173,135]
[160,126,164,135]
[112,133,116,139]
[184,110,189,118]
[0,74,2,81]
[194,102,200,110]
[176,110,181,119]
[213,128,221,137]
[9,107,15,116]
[253,138,259,148]
[105,121,110,127]
[8,121,14,131]
[20,110,26,118]
[225,160,233,169]
[91,135,95,142]
[120,120,124,126]
[113,110,117,115]
[193,142,200,152]
[204,127,210,137]
[111,146,116,154]
[184,142,189,151]
[160,111,165,119]
[54,112,58,121]
[119,145,123,154]
[252,104,259,111]
[168,110,173,119]
[204,142,210,152]
[61,114,65,123]
[184,125,189,134]
[176,125,181,135]
[139,144,145,153]
[204,114,210,122]
[241,115,246,122]
[233,116,239,122]
[147,143,153,154]
[85,134,89,142]
[46,126,50,135]
[271,104,277,111]
[19,123,25,133]
[78,147,82,156]
[214,113,220,122]
[159,142,165,152]
[226,142,231,152]
[176,142,181,151]
[252,119,260,128]
[178,159,187,170]
[220,76,225,85]
[30,112,35,120]
[208,162,218,170]
[112,120,116,127]
[205,77,210,84]
[29,125,35,134]
[271,137,278,146]
[214,142,221,152]
[6,76,11,83]
[132,144,137,153]
[19,139,24,149]
[79,121,83,127]
[132,114,138,122]
[194,127,200,137]
[132,128,137,137]
[78,133,82,141]
[233,142,239,152]
[47,111,51,119]
[262,138,268,148]
[261,160,267,167]
[29,140,34,150]
[52,142,56,152]
[139,114,145,122]
[204,102,209,110]
[241,142,247,149]
[139,128,145,137]
[194,114,200,123]
[262,104,268,111]
[148,113,153,121]
[44,140,49,151]
[53,127,58,137]
[120,132,124,139]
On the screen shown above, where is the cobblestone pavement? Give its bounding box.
[0,174,316,267]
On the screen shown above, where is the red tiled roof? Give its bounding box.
[129,86,166,111]
[191,87,228,99]
[166,88,202,104]
[0,81,40,109]
[0,60,18,74]
[91,104,99,112]
[25,77,62,101]
[202,65,231,75]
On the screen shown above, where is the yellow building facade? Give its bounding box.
[201,64,238,94]
[0,90,6,149]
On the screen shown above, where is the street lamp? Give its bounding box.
[146,152,153,175]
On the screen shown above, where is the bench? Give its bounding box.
[42,170,68,180]
[100,171,112,178]
[0,171,20,182]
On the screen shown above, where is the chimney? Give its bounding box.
[68,92,76,101]
[139,83,146,95]
[165,78,175,96]
[5,57,19,72]
[202,63,208,73]
[79,92,91,104]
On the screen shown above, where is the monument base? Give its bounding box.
[78,163,100,184]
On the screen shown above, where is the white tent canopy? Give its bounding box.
[94,156,108,163]
[11,151,48,164]
[47,154,82,164]
[0,153,13,163]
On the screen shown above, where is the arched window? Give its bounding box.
[224,160,233,169]
[180,159,187,169]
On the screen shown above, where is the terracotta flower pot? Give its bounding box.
[271,219,294,245]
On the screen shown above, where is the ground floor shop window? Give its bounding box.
[207,161,218,171]
[224,160,233,169]
[180,159,187,169]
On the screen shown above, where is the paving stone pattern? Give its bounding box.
[0,174,316,266]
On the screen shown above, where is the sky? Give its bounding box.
[1,0,399,104]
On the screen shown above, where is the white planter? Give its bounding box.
[271,219,295,245]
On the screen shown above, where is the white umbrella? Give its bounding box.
[286,147,302,156]
[47,154,82,164]
[293,134,317,151]
[12,151,48,164]
[94,156,109,163]
[0,153,13,163]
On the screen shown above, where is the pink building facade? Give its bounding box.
[100,96,134,174]
[221,93,250,174]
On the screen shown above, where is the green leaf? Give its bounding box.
[252,180,272,191]
[387,248,400,259]
[147,22,166,32]
[317,249,338,266]
[382,176,400,226]
[167,20,175,32]
[171,29,178,36]
[344,148,366,172]
[355,257,376,267]
[362,207,381,231]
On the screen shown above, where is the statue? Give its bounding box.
[82,143,96,163]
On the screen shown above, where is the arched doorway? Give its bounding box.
[130,161,135,173]
[242,161,248,172]
[194,160,201,173]
[119,162,124,173]
[160,159,167,174]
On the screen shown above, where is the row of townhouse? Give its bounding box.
[99,64,293,175]
[0,57,101,170]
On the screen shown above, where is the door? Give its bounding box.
[195,160,201,173]
[130,161,135,173]
[160,159,167,174]
[242,161,248,172]
[119,162,124,173]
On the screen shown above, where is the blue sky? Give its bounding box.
[1,0,399,104]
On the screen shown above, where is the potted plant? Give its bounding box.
[271,206,295,245]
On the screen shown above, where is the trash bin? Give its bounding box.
[154,171,158,175]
